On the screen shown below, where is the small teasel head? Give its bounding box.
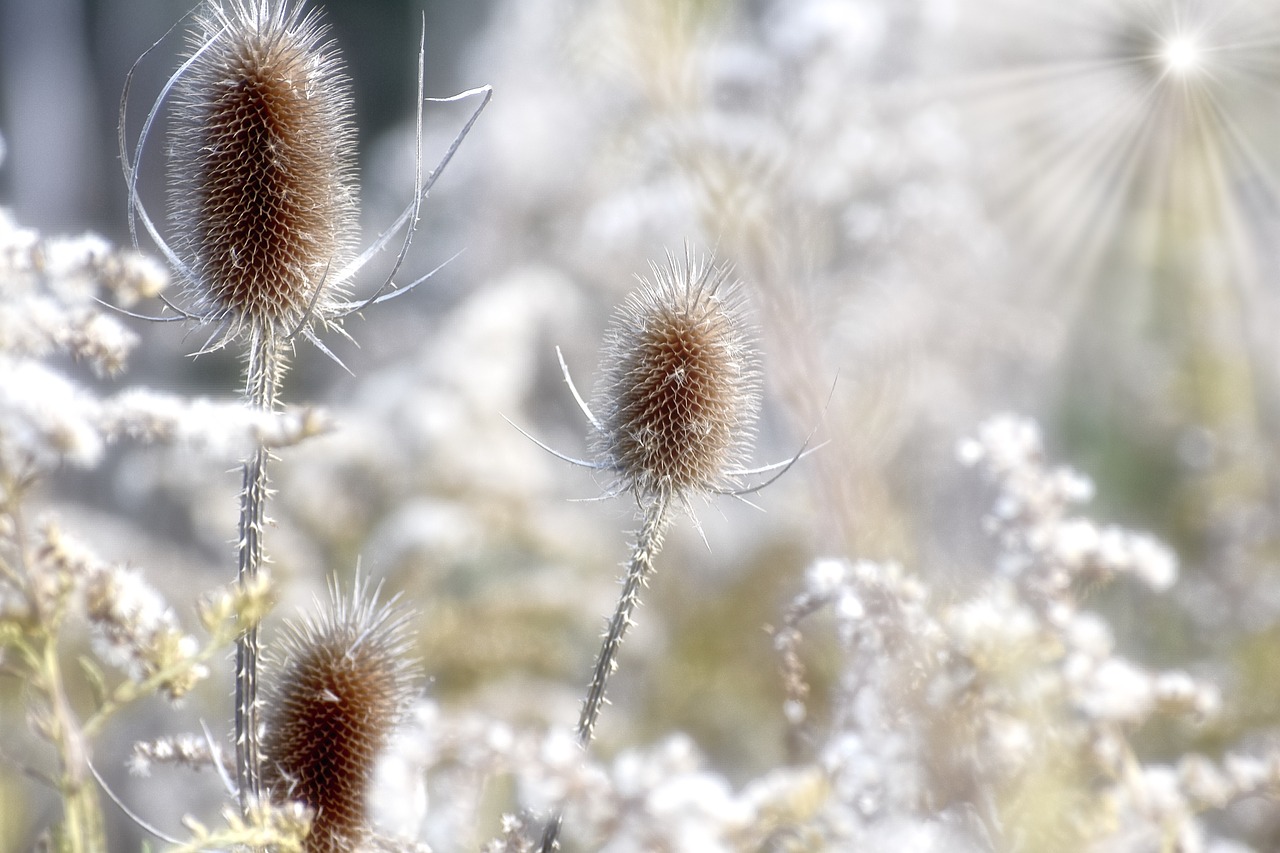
[169,0,358,342]
[592,249,762,508]
[261,575,417,852]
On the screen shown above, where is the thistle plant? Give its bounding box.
[12,0,1280,848]
[163,1,359,808]
[117,0,488,817]
[261,576,419,853]
[535,249,778,851]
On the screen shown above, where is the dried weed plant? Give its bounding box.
[114,0,488,825]
[6,0,1280,850]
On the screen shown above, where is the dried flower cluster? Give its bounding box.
[81,553,207,701]
[170,0,357,340]
[129,733,226,777]
[0,170,319,848]
[593,251,760,506]
[0,208,329,478]
[262,579,418,852]
[957,415,1179,595]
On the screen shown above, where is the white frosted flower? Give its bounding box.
[975,414,1042,474]
[646,772,747,839]
[85,567,175,679]
[1077,657,1155,724]
[836,587,866,622]
[1137,764,1188,820]
[806,557,848,595]
[541,726,581,771]
[1223,754,1272,791]
[1064,611,1114,659]
[0,357,104,470]
[1095,525,1133,571]
[105,389,329,459]
[1053,467,1095,504]
[1051,518,1101,568]
[1127,533,1178,591]
[1178,755,1232,809]
[945,583,1039,668]
[42,233,112,294]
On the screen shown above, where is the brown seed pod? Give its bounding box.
[261,577,417,853]
[592,250,761,506]
[169,0,357,339]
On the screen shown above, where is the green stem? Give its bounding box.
[7,492,106,853]
[44,640,106,853]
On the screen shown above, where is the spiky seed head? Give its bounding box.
[169,0,357,340]
[592,250,761,506]
[261,576,417,853]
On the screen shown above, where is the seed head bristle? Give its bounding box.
[170,0,357,340]
[261,576,417,853]
[593,250,761,506]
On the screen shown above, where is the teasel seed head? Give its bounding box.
[592,249,761,507]
[261,576,417,853]
[169,0,358,341]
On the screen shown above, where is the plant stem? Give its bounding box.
[574,499,670,746]
[537,497,671,853]
[44,639,106,853]
[235,332,283,816]
[6,491,106,853]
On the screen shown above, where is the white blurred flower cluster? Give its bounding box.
[0,201,327,847]
[0,208,331,477]
[354,415,1276,852]
[958,414,1180,600]
[374,699,832,853]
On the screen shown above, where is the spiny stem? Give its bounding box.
[235,331,283,816]
[574,499,670,745]
[538,497,672,853]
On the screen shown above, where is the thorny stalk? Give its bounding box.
[235,333,285,813]
[538,497,672,853]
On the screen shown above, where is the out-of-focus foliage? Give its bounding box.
[4,0,1280,849]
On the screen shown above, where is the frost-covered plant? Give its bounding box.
[9,0,1280,848]
[767,415,1273,852]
